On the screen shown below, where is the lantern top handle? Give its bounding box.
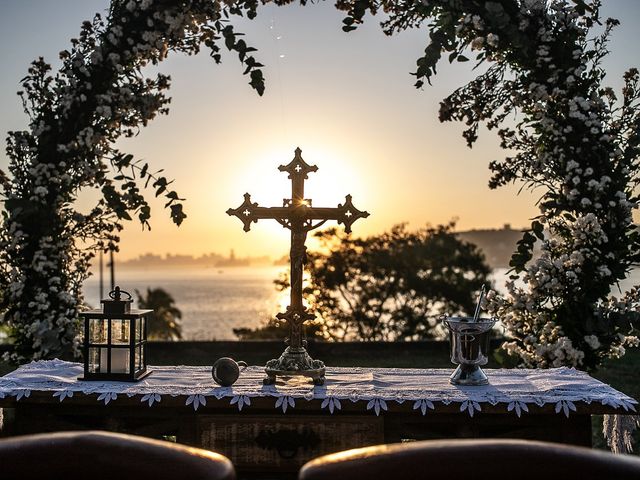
[109,286,132,301]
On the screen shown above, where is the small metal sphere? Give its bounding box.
[212,357,240,387]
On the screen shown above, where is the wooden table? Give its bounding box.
[0,361,636,475]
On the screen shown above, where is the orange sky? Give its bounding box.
[1,1,639,260]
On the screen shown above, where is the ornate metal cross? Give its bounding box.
[227,147,369,385]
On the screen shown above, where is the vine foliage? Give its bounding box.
[334,0,640,369]
[0,0,265,362]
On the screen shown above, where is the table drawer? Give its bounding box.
[198,414,383,472]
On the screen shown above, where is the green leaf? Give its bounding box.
[153,177,168,196]
[532,220,544,240]
[119,210,132,221]
[170,204,186,226]
[249,69,265,96]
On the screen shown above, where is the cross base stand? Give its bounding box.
[264,346,326,386]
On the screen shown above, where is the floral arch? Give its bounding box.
[0,0,638,370]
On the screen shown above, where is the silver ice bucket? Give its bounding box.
[443,316,496,386]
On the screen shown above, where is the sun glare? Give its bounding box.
[275,288,290,315]
[237,146,367,208]
[271,270,313,317]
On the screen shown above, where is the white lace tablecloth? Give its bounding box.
[0,359,636,418]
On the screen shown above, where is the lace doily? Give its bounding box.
[0,359,635,418]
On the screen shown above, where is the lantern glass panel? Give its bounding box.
[88,347,101,373]
[110,319,130,345]
[136,345,143,371]
[89,319,107,344]
[136,316,143,341]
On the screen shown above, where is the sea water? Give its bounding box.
[83,266,640,340]
[83,266,287,340]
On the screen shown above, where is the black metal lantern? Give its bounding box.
[80,286,151,381]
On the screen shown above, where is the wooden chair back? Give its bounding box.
[299,438,640,480]
[0,430,235,480]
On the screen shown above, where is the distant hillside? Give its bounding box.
[456,225,524,269]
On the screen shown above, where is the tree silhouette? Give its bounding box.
[136,288,183,341]
[237,223,491,341]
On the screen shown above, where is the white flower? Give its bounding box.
[566,160,579,171]
[610,345,626,359]
[622,336,640,348]
[33,186,48,197]
[598,266,611,278]
[471,37,485,50]
[584,335,601,350]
